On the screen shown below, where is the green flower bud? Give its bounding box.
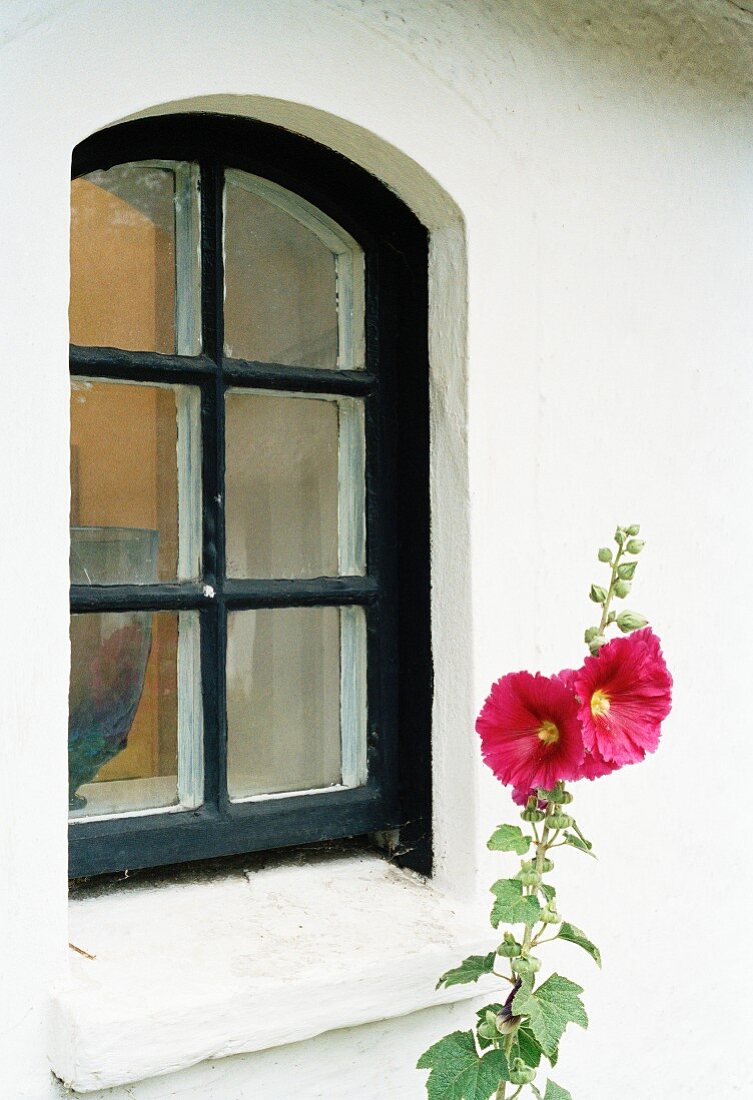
[617,561,637,580]
[509,1059,537,1085]
[607,610,617,623]
[614,528,625,545]
[625,524,641,536]
[589,584,608,604]
[547,784,569,804]
[477,1019,496,1042]
[614,579,631,599]
[558,790,573,804]
[540,857,554,872]
[588,635,607,655]
[616,610,648,633]
[626,538,645,554]
[485,1010,499,1029]
[598,547,613,562]
[547,813,573,830]
[584,626,599,643]
[521,806,545,822]
[511,955,541,975]
[497,932,522,958]
[519,868,541,887]
[540,903,561,924]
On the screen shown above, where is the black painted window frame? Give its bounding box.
[68,114,432,879]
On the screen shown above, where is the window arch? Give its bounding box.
[68,114,432,878]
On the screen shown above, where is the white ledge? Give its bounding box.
[50,853,500,1092]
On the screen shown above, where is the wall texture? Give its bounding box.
[1,1,753,1097]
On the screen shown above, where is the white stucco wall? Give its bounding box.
[2,1,753,1096]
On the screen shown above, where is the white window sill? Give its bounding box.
[50,852,500,1093]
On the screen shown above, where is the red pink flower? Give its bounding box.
[477,628,672,794]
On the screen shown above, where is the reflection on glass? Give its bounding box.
[69,611,179,817]
[227,607,343,799]
[224,174,338,369]
[70,378,201,582]
[70,161,200,354]
[225,392,365,579]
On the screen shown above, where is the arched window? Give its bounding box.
[68,115,431,878]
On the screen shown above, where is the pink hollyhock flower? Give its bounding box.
[477,671,585,792]
[573,627,672,766]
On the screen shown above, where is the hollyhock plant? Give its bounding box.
[419,525,672,1100]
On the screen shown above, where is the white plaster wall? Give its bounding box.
[2,1,753,1096]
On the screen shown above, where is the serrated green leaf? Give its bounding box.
[564,834,596,858]
[417,1030,510,1099]
[544,1080,573,1100]
[515,1024,543,1068]
[557,923,602,968]
[487,824,531,856]
[490,880,543,927]
[436,953,497,990]
[512,974,587,1058]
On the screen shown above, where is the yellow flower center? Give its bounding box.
[537,720,560,745]
[591,689,611,718]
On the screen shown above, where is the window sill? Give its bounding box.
[50,853,499,1093]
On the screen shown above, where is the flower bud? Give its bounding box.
[598,547,612,562]
[589,584,608,604]
[521,806,545,822]
[617,561,637,580]
[547,784,569,804]
[614,528,625,545]
[510,1059,537,1085]
[520,868,541,887]
[558,790,573,804]
[547,813,573,830]
[511,955,541,976]
[616,610,648,633]
[614,579,631,598]
[495,1008,522,1036]
[626,538,645,554]
[588,635,607,655]
[540,857,554,872]
[497,932,522,958]
[540,903,560,924]
[584,626,599,643]
[625,524,641,536]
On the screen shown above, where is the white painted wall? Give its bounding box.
[1,0,753,1096]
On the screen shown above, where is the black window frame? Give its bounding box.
[68,114,432,879]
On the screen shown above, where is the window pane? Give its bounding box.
[225,391,365,579]
[70,378,201,583]
[224,172,342,369]
[70,162,200,354]
[226,606,366,800]
[69,611,202,818]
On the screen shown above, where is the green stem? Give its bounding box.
[597,541,626,635]
[496,1083,506,1100]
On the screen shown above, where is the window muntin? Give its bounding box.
[67,115,431,879]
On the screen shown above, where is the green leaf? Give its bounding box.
[436,953,496,990]
[512,974,588,1058]
[564,833,596,858]
[417,1031,510,1099]
[617,561,637,580]
[544,1081,573,1100]
[539,883,557,905]
[557,923,602,968]
[490,880,543,927]
[514,1024,543,1068]
[487,824,531,856]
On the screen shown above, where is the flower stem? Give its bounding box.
[598,541,626,635]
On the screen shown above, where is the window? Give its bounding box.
[68,115,432,878]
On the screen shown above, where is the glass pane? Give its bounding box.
[70,161,200,354]
[225,391,365,579]
[70,378,201,583]
[68,611,202,818]
[227,606,366,800]
[224,173,339,369]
